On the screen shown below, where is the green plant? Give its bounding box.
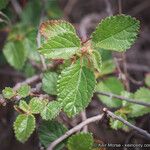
[1,12,150,150]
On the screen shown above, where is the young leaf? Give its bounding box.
[40,101,62,120]
[67,132,93,150]
[42,71,58,95]
[2,87,15,99]
[17,84,31,98]
[3,40,28,70]
[92,15,140,51]
[19,100,30,113]
[38,120,67,149]
[14,114,35,143]
[110,111,128,131]
[29,97,46,114]
[96,77,124,108]
[91,50,102,73]
[39,20,76,39]
[129,87,150,117]
[38,20,81,59]
[57,62,96,117]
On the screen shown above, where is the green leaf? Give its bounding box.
[38,20,81,59]
[39,20,76,39]
[129,87,150,117]
[110,111,128,131]
[29,97,46,114]
[145,74,150,87]
[14,114,35,143]
[38,33,81,59]
[3,40,28,70]
[2,87,15,99]
[57,62,96,117]
[91,50,102,73]
[96,77,124,108]
[17,84,31,98]
[41,101,62,120]
[42,71,58,95]
[67,132,93,150]
[38,120,67,149]
[0,0,9,10]
[19,100,30,113]
[92,15,140,51]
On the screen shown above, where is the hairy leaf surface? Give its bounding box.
[57,62,96,117]
[14,114,35,143]
[92,15,140,51]
[67,132,93,150]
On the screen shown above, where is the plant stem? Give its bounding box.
[103,108,150,140]
[96,91,150,107]
[47,113,104,150]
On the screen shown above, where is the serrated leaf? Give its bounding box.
[3,40,28,70]
[29,97,46,114]
[38,20,81,59]
[41,101,62,120]
[129,87,150,117]
[145,74,150,87]
[17,84,31,98]
[38,120,67,150]
[92,15,140,51]
[38,33,81,59]
[67,132,93,150]
[96,77,124,108]
[40,20,75,39]
[0,0,9,10]
[2,87,15,99]
[42,71,58,95]
[14,114,35,143]
[19,100,30,113]
[91,50,102,73]
[57,62,96,117]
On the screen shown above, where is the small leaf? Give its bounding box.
[42,71,58,95]
[129,87,150,117]
[96,77,124,108]
[91,50,102,73]
[57,61,96,117]
[41,101,62,120]
[67,132,93,150]
[3,40,28,70]
[14,114,35,143]
[2,87,15,99]
[110,110,128,131]
[92,15,140,51]
[39,20,81,59]
[19,100,30,113]
[145,74,150,87]
[29,97,46,114]
[38,120,67,149]
[39,20,76,39]
[17,84,31,98]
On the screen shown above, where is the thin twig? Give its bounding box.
[47,114,104,150]
[13,74,42,90]
[103,108,150,140]
[81,111,88,132]
[36,0,47,71]
[96,91,150,107]
[105,0,113,16]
